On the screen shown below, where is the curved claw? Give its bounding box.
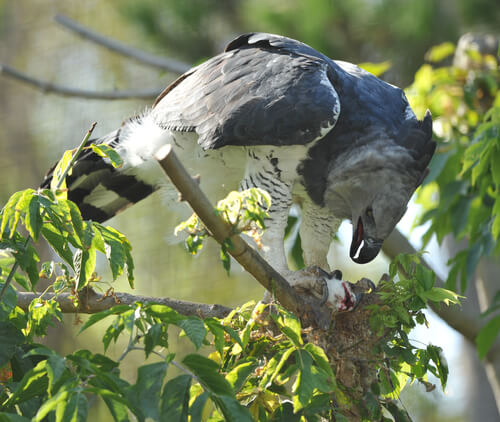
[352,292,363,310]
[367,279,377,291]
[319,277,329,306]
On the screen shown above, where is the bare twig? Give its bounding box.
[0,64,161,100]
[16,290,232,319]
[55,14,191,74]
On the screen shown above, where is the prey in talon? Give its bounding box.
[287,267,357,312]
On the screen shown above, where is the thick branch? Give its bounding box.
[17,291,232,319]
[55,14,191,74]
[0,64,160,100]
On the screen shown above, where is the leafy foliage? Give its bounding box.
[0,146,457,420]
[1,39,497,420]
[175,188,271,273]
[407,40,500,354]
[369,254,460,397]
[0,291,456,421]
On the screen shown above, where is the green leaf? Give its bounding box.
[425,150,453,184]
[415,264,435,291]
[425,42,455,62]
[94,224,133,283]
[205,318,225,355]
[304,343,335,380]
[50,150,74,192]
[128,362,168,421]
[420,287,462,305]
[0,321,25,367]
[292,349,314,412]
[15,241,40,287]
[73,247,97,290]
[46,355,67,396]
[182,354,233,396]
[212,394,253,422]
[1,190,33,239]
[189,391,210,422]
[41,223,74,266]
[160,374,192,422]
[362,391,381,420]
[66,200,85,246]
[427,345,448,390]
[258,347,295,389]
[476,314,500,359]
[124,246,135,288]
[270,401,302,422]
[177,317,207,350]
[271,307,302,347]
[144,323,163,357]
[4,360,49,407]
[33,387,69,421]
[57,389,89,422]
[26,299,63,338]
[99,391,131,422]
[465,242,484,291]
[79,305,132,333]
[358,60,392,77]
[25,194,43,241]
[0,280,18,318]
[147,303,182,322]
[220,242,231,275]
[91,144,124,168]
[491,147,500,186]
[292,348,335,413]
[385,400,412,422]
[225,359,258,392]
[0,413,31,422]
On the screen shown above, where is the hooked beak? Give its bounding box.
[350,217,383,264]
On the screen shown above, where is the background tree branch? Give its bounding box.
[54,14,191,74]
[0,64,160,100]
[17,290,232,319]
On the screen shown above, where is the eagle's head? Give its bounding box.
[325,110,435,264]
[349,182,412,264]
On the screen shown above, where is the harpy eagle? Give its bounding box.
[42,33,435,311]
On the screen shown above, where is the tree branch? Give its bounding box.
[54,14,191,74]
[17,290,232,319]
[0,63,161,100]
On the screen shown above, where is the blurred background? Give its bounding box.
[1,0,499,420]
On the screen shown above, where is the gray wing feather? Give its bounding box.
[152,36,340,150]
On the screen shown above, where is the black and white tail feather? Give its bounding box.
[41,115,158,223]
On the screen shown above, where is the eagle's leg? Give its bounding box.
[241,177,293,276]
[293,199,357,312]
